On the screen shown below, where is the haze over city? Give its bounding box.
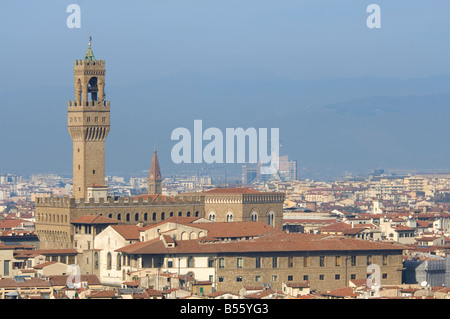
[1,0,450,180]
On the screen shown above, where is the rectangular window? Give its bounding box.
[351,256,357,267]
[255,275,261,282]
[236,276,243,282]
[272,275,277,282]
[272,257,278,268]
[335,274,340,280]
[335,256,341,267]
[319,275,324,280]
[382,273,388,279]
[168,260,173,268]
[255,257,261,269]
[351,274,356,280]
[219,258,225,269]
[4,260,10,276]
[383,255,388,266]
[367,255,372,266]
[288,256,294,268]
[237,258,243,269]
[219,277,224,282]
[303,275,309,281]
[320,256,325,267]
[288,275,293,281]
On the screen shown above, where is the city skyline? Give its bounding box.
[1,1,450,180]
[2,2,450,303]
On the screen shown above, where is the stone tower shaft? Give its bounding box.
[68,40,110,200]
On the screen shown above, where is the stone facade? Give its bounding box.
[69,54,110,201]
[35,195,205,249]
[215,250,403,292]
[204,190,284,228]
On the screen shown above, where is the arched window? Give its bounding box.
[268,211,275,227]
[88,76,98,101]
[126,213,130,222]
[144,213,148,221]
[170,212,174,217]
[187,256,194,268]
[116,254,121,270]
[226,212,234,223]
[135,213,139,222]
[195,211,199,217]
[178,212,182,217]
[107,253,112,270]
[94,252,99,270]
[161,212,165,220]
[108,214,112,219]
[251,212,258,222]
[208,212,216,222]
[152,213,157,221]
[117,213,121,221]
[187,211,191,217]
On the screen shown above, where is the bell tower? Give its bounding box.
[68,37,110,200]
[148,148,162,195]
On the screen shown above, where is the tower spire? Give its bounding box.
[148,148,162,195]
[84,34,95,62]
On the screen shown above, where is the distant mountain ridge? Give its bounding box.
[1,73,449,179]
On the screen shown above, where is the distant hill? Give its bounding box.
[1,72,449,180]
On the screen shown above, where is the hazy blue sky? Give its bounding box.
[1,1,450,180]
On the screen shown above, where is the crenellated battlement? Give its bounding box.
[74,59,105,67]
[68,100,110,109]
[35,195,204,208]
[35,196,76,208]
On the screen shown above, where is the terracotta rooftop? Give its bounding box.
[207,291,237,298]
[285,282,310,288]
[71,215,122,225]
[33,261,59,269]
[87,290,118,298]
[49,275,101,287]
[111,225,142,241]
[0,278,52,289]
[0,243,34,251]
[141,217,201,231]
[0,219,28,229]
[116,232,405,255]
[13,249,78,259]
[320,287,358,298]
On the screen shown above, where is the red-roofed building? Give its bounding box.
[115,231,405,293]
